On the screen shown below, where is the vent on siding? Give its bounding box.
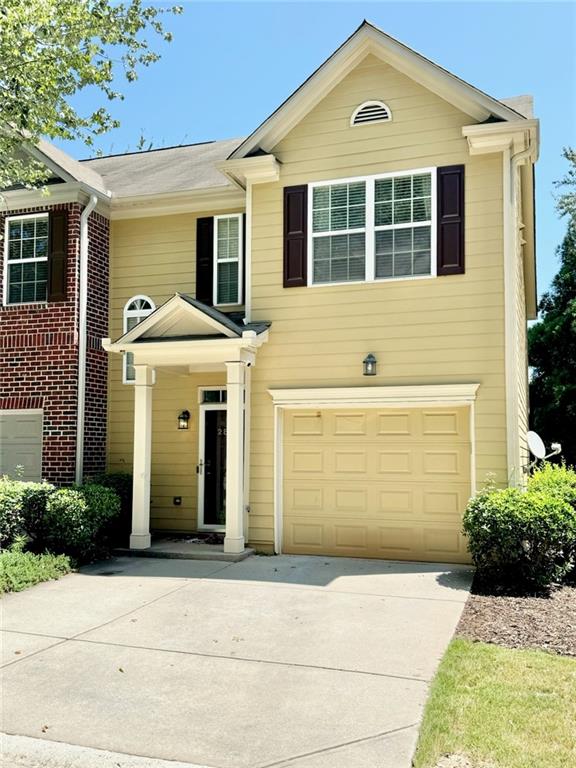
[350,101,392,126]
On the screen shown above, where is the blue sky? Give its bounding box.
[57,1,576,298]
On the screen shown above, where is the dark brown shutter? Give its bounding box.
[283,185,307,287]
[196,217,214,306]
[47,210,68,301]
[437,165,465,275]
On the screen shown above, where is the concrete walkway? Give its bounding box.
[1,555,473,768]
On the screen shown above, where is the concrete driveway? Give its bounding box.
[1,555,472,768]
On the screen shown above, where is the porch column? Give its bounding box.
[224,360,246,554]
[130,364,155,549]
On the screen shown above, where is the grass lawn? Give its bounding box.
[414,638,576,768]
[0,548,72,594]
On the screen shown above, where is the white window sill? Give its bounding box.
[308,274,436,288]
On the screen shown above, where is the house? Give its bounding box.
[0,21,538,563]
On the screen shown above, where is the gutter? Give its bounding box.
[75,194,98,484]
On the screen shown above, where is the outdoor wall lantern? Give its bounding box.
[362,353,377,376]
[178,410,191,430]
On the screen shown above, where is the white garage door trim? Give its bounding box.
[269,384,480,554]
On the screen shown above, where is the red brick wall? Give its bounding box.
[84,211,109,477]
[0,202,109,484]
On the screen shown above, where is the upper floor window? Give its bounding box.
[213,214,243,306]
[309,168,435,286]
[4,214,49,304]
[123,295,155,383]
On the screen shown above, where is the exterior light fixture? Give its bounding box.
[178,410,190,430]
[363,353,377,376]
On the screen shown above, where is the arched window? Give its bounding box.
[350,101,392,126]
[123,295,155,383]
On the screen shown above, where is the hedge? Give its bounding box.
[0,477,121,564]
[463,485,576,591]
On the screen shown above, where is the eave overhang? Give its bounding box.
[102,334,269,369]
[217,155,281,190]
[1,181,111,217]
[462,119,539,158]
[109,185,246,220]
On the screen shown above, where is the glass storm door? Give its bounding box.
[199,406,227,529]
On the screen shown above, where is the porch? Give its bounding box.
[103,294,270,556]
[114,535,254,562]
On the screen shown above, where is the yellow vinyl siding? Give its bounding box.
[108,369,225,532]
[248,54,506,549]
[107,210,240,532]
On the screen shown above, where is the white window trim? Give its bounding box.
[2,212,50,306]
[197,386,227,404]
[213,213,243,308]
[123,295,156,384]
[307,167,437,288]
[350,100,393,126]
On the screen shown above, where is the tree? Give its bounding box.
[528,217,576,464]
[555,147,576,218]
[0,0,182,189]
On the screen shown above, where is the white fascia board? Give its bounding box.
[269,383,480,408]
[110,185,245,220]
[103,336,265,368]
[230,24,524,159]
[463,119,539,157]
[520,164,537,320]
[2,182,111,216]
[24,146,76,183]
[117,295,239,344]
[217,156,281,188]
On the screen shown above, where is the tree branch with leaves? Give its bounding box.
[0,0,182,189]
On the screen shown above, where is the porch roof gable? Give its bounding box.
[110,293,270,346]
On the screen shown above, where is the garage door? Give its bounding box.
[0,411,43,481]
[283,407,471,563]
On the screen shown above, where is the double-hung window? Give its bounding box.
[310,168,435,285]
[4,214,49,304]
[311,182,366,283]
[214,214,243,306]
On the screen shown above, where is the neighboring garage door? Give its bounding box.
[0,411,43,481]
[283,407,471,563]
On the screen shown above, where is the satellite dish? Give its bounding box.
[527,431,546,460]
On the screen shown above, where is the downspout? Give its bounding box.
[244,179,253,323]
[504,140,536,486]
[75,194,98,484]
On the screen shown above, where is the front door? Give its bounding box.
[198,406,227,529]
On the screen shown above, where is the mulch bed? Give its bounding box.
[456,581,576,657]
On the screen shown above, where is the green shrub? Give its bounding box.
[529,463,576,508]
[463,487,576,591]
[79,483,121,548]
[41,484,121,564]
[0,538,71,593]
[0,476,25,547]
[87,472,132,545]
[19,482,56,545]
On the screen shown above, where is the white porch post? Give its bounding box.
[224,360,245,554]
[130,364,155,549]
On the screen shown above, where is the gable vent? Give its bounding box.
[351,101,392,126]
